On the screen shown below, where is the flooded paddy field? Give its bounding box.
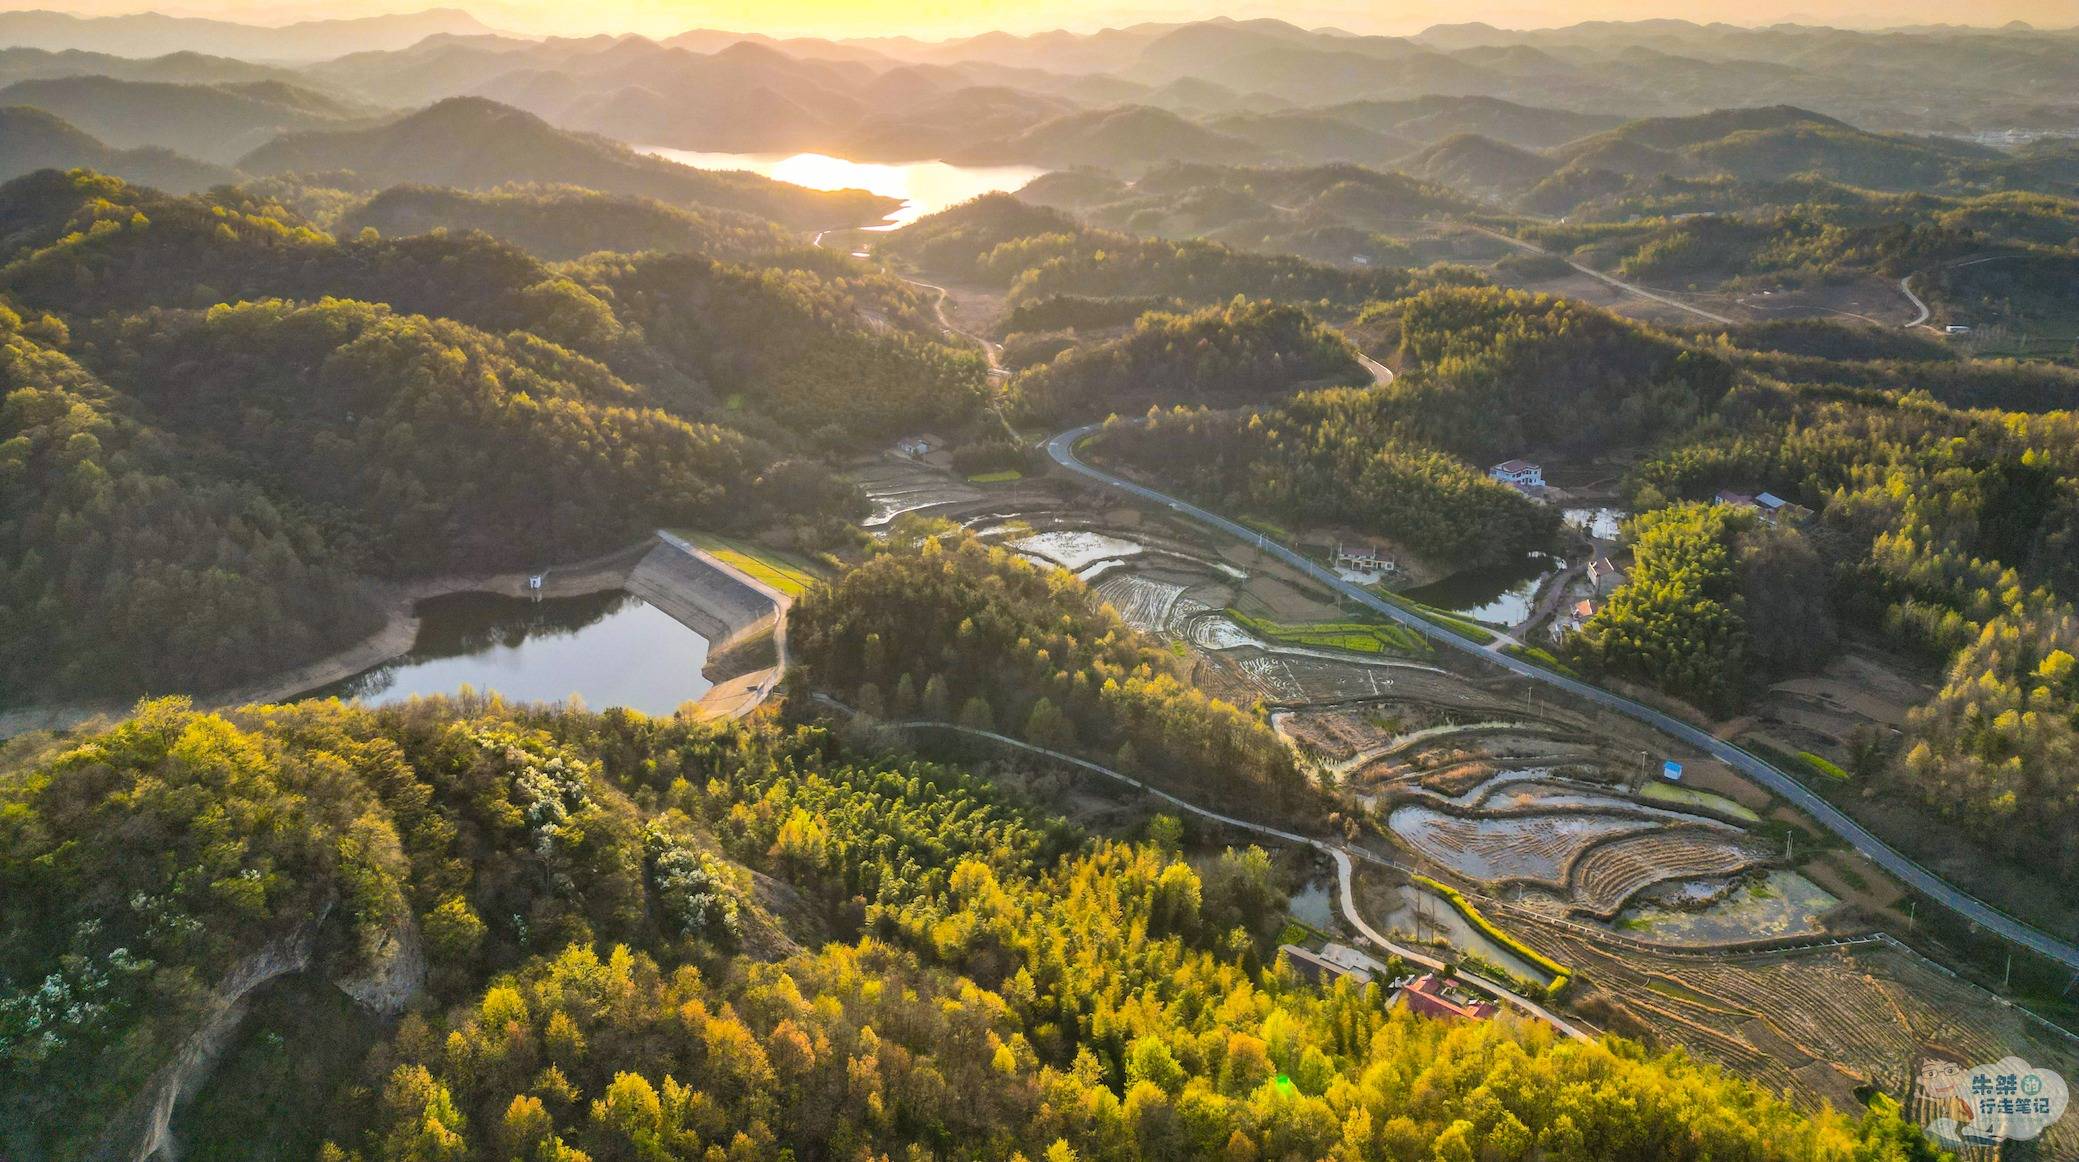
[1613,869,1839,945]
[1389,803,1660,883]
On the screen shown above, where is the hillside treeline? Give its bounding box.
[0,697,1943,1160]
[0,169,986,700]
[1600,376,2079,870]
[1007,297,1366,423]
[791,533,1317,819]
[883,193,1483,311]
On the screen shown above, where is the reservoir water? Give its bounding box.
[314,590,712,715]
[640,148,1047,229]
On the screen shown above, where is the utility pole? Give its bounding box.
[2004,952,2013,992]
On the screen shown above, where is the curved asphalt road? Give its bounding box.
[1047,423,2079,971]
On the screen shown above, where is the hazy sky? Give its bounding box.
[22,0,2078,39]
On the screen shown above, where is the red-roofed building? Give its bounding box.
[1394,973,1499,1022]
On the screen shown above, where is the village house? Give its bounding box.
[1392,973,1499,1022]
[1717,489,1809,525]
[1334,542,1396,576]
[894,433,944,459]
[1563,596,1600,630]
[1489,459,1544,490]
[1587,557,1626,594]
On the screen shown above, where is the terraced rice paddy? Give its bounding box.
[1095,574,1189,633]
[1569,830,1767,917]
[1009,529,1147,570]
[854,463,983,525]
[1512,915,2079,1143]
[1188,612,1259,650]
[1389,804,1659,883]
[1233,651,1430,703]
[1386,764,1767,917]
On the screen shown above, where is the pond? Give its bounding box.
[1286,878,1336,930]
[638,148,1047,229]
[310,590,711,715]
[1400,552,1557,626]
[1563,507,1626,541]
[1612,869,1838,945]
[1379,882,1556,990]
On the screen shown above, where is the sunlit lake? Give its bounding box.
[311,590,712,715]
[640,147,1046,229]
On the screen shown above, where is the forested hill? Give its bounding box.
[0,106,232,193]
[0,169,985,703]
[792,532,1318,819]
[336,184,796,263]
[237,97,900,229]
[882,192,1486,311]
[1008,296,1367,423]
[0,697,1947,1160]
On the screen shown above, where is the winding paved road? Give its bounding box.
[1899,274,1932,328]
[1046,424,2079,972]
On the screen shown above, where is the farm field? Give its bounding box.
[956,503,2079,1139]
[1226,609,1430,655]
[1389,803,1659,883]
[1511,913,2079,1150]
[1094,572,1191,634]
[1642,781,1763,821]
[679,532,825,598]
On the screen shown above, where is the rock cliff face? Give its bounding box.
[96,906,330,1162]
[94,902,433,1161]
[335,911,428,1020]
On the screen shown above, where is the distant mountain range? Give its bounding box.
[0,11,2070,228]
[0,74,379,163]
[0,8,495,62]
[0,105,231,192]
